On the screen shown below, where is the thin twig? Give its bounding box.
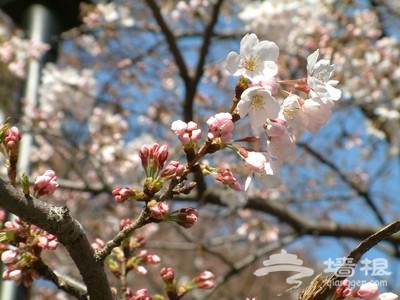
[299,220,400,300]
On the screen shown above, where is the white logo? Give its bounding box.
[253,249,314,292]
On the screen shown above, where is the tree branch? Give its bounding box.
[298,142,386,225]
[202,192,400,248]
[144,0,190,85]
[0,179,114,300]
[299,220,400,300]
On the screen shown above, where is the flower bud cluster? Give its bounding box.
[98,234,160,279]
[213,167,241,191]
[171,120,202,146]
[140,143,169,176]
[159,267,214,299]
[147,200,170,220]
[206,112,234,142]
[0,217,58,286]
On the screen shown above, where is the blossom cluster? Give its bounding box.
[170,33,341,190]
[0,36,49,78]
[82,2,134,28]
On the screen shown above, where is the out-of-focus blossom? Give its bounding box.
[33,170,59,197]
[226,33,279,81]
[83,3,134,28]
[378,293,399,300]
[160,267,175,284]
[129,288,152,300]
[1,250,18,264]
[193,270,214,289]
[91,238,106,250]
[353,282,379,300]
[335,279,353,299]
[0,37,49,78]
[37,234,58,250]
[39,64,97,122]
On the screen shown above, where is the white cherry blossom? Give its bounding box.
[226,33,279,81]
[245,158,282,191]
[282,94,334,137]
[307,49,341,101]
[238,86,280,131]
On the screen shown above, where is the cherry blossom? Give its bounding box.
[238,86,280,131]
[281,94,334,137]
[306,49,341,101]
[245,157,282,191]
[265,120,296,161]
[226,33,279,81]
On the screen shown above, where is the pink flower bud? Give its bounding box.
[139,145,150,168]
[4,126,21,152]
[91,238,106,250]
[171,120,188,135]
[196,271,214,281]
[335,279,352,298]
[147,254,160,264]
[160,161,185,178]
[149,143,160,157]
[112,187,136,203]
[160,267,175,283]
[194,271,214,289]
[171,120,202,145]
[131,288,152,300]
[191,128,202,141]
[156,145,168,168]
[354,282,379,300]
[148,201,169,220]
[1,250,18,264]
[8,269,22,280]
[207,113,234,142]
[33,170,59,196]
[136,265,148,275]
[119,218,132,230]
[176,208,198,229]
[197,280,214,289]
